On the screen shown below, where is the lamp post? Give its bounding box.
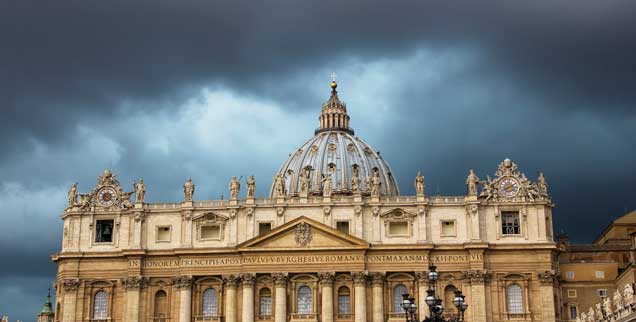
[400,265,468,322]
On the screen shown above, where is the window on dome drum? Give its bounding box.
[260,288,272,317]
[566,271,575,279]
[336,221,350,234]
[95,220,114,243]
[92,290,108,320]
[337,286,351,315]
[156,226,171,242]
[506,284,524,314]
[202,288,218,317]
[393,285,408,313]
[200,225,221,240]
[569,305,578,319]
[501,211,521,235]
[388,222,409,237]
[259,222,272,236]
[441,220,456,237]
[567,289,577,298]
[595,271,605,278]
[297,286,313,314]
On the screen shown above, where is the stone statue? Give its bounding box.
[274,174,285,198]
[371,169,381,198]
[414,171,425,197]
[604,296,612,318]
[67,183,78,208]
[519,174,537,202]
[229,176,241,200]
[247,175,255,198]
[615,289,624,312]
[183,178,195,201]
[595,303,603,320]
[299,169,310,196]
[588,306,596,322]
[134,179,146,203]
[580,312,587,322]
[537,172,549,197]
[466,169,479,196]
[479,175,497,202]
[351,174,361,195]
[322,174,332,198]
[624,284,634,307]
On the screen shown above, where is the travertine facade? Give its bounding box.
[52,81,559,322]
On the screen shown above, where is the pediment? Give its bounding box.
[238,216,369,250]
[379,208,417,219]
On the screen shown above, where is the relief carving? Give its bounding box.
[295,222,312,246]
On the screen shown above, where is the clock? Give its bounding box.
[97,187,118,207]
[498,177,520,198]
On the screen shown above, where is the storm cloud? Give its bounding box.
[1,0,636,320]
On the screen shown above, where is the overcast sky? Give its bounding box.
[2,0,636,320]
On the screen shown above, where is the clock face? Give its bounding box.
[498,177,520,198]
[98,187,118,207]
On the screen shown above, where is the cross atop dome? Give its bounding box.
[316,75,353,135]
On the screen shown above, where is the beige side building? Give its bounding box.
[52,81,559,322]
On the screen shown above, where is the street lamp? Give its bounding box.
[400,264,468,322]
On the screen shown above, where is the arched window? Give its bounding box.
[154,290,168,319]
[260,288,272,317]
[202,288,218,317]
[393,285,408,313]
[93,290,108,320]
[297,286,313,314]
[506,284,524,314]
[337,286,351,315]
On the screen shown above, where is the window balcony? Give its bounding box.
[336,314,353,320]
[194,316,223,322]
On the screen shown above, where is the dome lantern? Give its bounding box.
[316,78,354,135]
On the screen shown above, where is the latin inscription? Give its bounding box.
[136,253,483,269]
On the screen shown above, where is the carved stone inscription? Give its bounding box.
[136,253,482,269]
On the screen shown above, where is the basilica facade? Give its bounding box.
[53,81,559,322]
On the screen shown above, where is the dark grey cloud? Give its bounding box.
[1,1,636,320]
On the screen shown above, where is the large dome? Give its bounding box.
[269,81,400,198]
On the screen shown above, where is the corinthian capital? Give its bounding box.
[173,275,193,289]
[272,273,288,287]
[537,270,556,284]
[351,271,368,286]
[319,272,335,286]
[370,272,385,286]
[224,275,240,289]
[122,276,147,290]
[241,273,255,286]
[62,279,81,292]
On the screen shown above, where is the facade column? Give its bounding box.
[61,279,80,322]
[132,212,144,248]
[242,274,256,322]
[370,273,385,322]
[123,276,145,322]
[415,272,430,321]
[176,276,193,322]
[467,271,489,322]
[225,276,240,322]
[538,271,557,322]
[273,273,288,322]
[352,272,367,322]
[319,273,335,322]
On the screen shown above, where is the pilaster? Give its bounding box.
[320,272,335,322]
[61,279,80,322]
[370,272,385,322]
[352,272,367,322]
[225,275,240,322]
[242,274,256,322]
[273,273,288,322]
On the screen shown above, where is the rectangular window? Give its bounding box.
[441,220,456,237]
[388,222,409,236]
[567,290,577,298]
[200,225,221,240]
[156,226,171,242]
[597,289,608,298]
[565,271,575,279]
[259,222,272,236]
[569,306,578,319]
[95,220,114,243]
[336,221,350,234]
[595,271,605,279]
[501,211,521,235]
